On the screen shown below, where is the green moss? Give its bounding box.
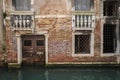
[8,63,21,69]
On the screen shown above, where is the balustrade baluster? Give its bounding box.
[26,17,30,28]
[23,15,26,28]
[77,15,79,28]
[19,15,22,29]
[15,16,18,29]
[81,15,83,28]
[88,15,91,28]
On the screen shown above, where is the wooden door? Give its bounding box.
[22,35,45,63]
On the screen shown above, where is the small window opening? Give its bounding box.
[75,34,90,54]
[74,0,94,11]
[103,24,117,53]
[36,40,44,46]
[103,1,117,16]
[24,40,32,46]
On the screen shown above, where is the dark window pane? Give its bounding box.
[75,35,90,54]
[103,1,117,16]
[36,40,44,46]
[74,0,94,11]
[24,40,32,46]
[103,24,116,53]
[12,0,31,11]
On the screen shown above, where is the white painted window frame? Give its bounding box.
[100,0,119,56]
[101,0,118,18]
[72,31,94,57]
[100,20,119,57]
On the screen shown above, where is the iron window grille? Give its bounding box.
[103,24,117,53]
[103,1,117,16]
[75,34,91,54]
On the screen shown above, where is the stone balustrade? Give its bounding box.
[72,11,95,30]
[10,11,34,31]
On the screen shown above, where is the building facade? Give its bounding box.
[3,0,120,65]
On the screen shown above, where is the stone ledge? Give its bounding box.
[8,63,21,69]
[47,62,117,65]
[45,62,120,68]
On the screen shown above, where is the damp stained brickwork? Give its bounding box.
[5,20,17,63]
[4,0,119,64]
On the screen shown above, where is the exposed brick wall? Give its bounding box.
[34,0,67,15]
[4,0,118,64]
[5,20,17,63]
[49,40,72,56]
[94,20,101,57]
[49,54,116,62]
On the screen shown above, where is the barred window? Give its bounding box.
[36,40,44,46]
[103,24,117,53]
[24,40,32,46]
[75,34,90,54]
[12,0,31,11]
[74,0,94,11]
[103,1,117,16]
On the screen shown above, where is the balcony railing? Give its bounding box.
[10,11,34,31]
[72,11,95,30]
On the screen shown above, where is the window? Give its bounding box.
[24,40,32,46]
[75,34,91,54]
[74,0,94,11]
[75,35,90,54]
[103,1,117,16]
[72,31,94,56]
[103,24,117,53]
[36,40,44,46]
[12,0,31,11]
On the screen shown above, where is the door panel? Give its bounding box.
[34,35,45,62]
[22,36,34,57]
[22,35,45,63]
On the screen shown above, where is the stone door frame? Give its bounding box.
[15,31,49,65]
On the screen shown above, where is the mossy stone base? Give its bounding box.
[8,63,21,69]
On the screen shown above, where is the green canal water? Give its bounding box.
[0,67,120,80]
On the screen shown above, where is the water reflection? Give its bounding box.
[0,68,120,80]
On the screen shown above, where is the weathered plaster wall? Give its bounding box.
[36,0,116,62]
[4,0,117,63]
[34,0,73,62]
[5,20,17,63]
[34,0,69,15]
